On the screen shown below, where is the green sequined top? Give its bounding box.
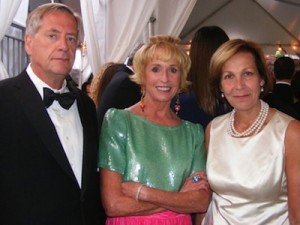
[98,108,206,192]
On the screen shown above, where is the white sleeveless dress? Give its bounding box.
[202,110,294,225]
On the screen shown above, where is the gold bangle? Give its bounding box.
[135,184,144,201]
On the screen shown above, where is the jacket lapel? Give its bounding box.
[15,72,78,185]
[69,82,98,194]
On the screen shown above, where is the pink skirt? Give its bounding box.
[106,210,192,225]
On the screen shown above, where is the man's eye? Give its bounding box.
[48,34,57,40]
[68,36,77,43]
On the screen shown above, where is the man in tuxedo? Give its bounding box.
[291,70,300,115]
[0,3,100,225]
[263,56,300,120]
[273,56,295,103]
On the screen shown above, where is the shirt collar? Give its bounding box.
[26,64,68,99]
[275,81,291,85]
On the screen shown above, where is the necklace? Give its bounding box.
[227,100,269,137]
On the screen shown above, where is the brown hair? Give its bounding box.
[208,39,273,115]
[188,26,229,114]
[89,62,124,108]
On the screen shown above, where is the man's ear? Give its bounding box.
[24,34,32,55]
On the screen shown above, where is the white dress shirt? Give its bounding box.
[27,65,83,187]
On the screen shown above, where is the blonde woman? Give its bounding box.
[98,35,210,225]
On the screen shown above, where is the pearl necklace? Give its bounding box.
[227,100,269,137]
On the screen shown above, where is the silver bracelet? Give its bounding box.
[135,184,144,201]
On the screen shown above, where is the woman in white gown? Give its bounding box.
[201,39,300,225]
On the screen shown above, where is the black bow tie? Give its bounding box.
[43,87,77,109]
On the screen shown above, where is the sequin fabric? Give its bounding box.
[98,108,206,191]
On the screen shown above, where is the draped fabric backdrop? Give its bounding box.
[80,0,196,75]
[0,0,196,80]
[0,0,24,80]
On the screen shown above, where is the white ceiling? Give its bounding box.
[28,0,300,55]
[180,0,300,55]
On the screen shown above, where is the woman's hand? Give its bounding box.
[120,173,211,214]
[180,171,210,193]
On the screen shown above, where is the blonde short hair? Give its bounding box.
[131,35,191,92]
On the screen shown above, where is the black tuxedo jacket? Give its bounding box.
[0,71,101,225]
[96,65,141,128]
[273,83,294,104]
[293,101,300,116]
[263,92,300,120]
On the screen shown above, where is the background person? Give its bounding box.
[98,35,210,225]
[96,47,142,128]
[262,56,300,120]
[81,72,94,95]
[273,56,295,103]
[0,3,100,224]
[89,62,119,108]
[171,26,231,128]
[291,70,300,114]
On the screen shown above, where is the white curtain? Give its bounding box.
[0,0,23,80]
[80,0,196,75]
[80,0,101,79]
[13,0,28,27]
[80,0,156,74]
[153,0,196,36]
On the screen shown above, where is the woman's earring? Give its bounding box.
[139,91,145,112]
[260,81,265,92]
[174,94,181,115]
[221,92,224,98]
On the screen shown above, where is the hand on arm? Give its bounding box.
[180,171,210,193]
[121,171,211,214]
